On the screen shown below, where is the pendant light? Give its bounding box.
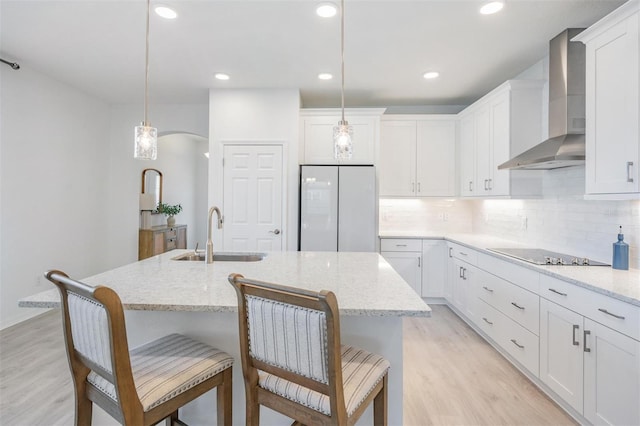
[134,0,158,160]
[333,0,353,160]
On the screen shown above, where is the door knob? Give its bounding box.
[270,229,281,235]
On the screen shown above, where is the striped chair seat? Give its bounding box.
[88,333,234,412]
[258,345,390,417]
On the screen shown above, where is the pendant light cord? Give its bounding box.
[340,0,345,123]
[144,0,151,125]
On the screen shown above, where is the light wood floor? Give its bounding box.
[1,305,576,426]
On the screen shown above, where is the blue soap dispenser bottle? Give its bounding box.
[612,226,629,270]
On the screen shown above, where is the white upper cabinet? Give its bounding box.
[457,80,545,198]
[379,116,457,197]
[299,109,385,165]
[574,1,640,198]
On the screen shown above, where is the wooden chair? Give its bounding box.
[228,273,389,426]
[45,269,233,426]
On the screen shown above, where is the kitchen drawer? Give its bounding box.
[448,242,478,265]
[476,299,539,376]
[540,275,639,341]
[165,229,177,239]
[166,238,177,250]
[477,270,539,335]
[477,251,539,294]
[380,238,422,252]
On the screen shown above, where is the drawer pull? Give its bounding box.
[548,288,567,296]
[572,324,580,346]
[584,330,591,353]
[511,302,525,310]
[510,339,524,349]
[598,308,625,320]
[482,286,494,293]
[395,244,407,247]
[628,162,634,183]
[459,251,468,256]
[482,317,493,325]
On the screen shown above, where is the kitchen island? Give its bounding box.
[20,250,431,425]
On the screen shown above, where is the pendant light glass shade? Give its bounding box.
[134,123,158,160]
[333,120,353,160]
[134,0,157,160]
[334,0,353,160]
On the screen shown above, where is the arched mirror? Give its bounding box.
[142,168,163,211]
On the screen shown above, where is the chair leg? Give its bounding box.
[217,368,233,426]
[166,410,179,425]
[75,394,93,426]
[373,374,388,426]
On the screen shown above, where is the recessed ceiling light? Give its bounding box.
[214,73,230,81]
[423,71,440,79]
[155,5,177,19]
[480,1,504,15]
[316,2,338,18]
[318,73,333,80]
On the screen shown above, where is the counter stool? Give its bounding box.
[228,273,390,426]
[45,269,233,426]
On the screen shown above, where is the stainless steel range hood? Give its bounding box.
[499,28,586,170]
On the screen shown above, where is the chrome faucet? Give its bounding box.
[206,206,223,264]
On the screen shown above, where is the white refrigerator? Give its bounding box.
[299,165,376,252]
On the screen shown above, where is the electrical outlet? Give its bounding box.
[443,212,450,222]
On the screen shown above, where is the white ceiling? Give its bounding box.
[0,0,626,109]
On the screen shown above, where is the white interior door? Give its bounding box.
[223,144,283,252]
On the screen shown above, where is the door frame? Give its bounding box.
[216,140,289,251]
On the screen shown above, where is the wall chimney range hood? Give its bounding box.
[499,28,586,170]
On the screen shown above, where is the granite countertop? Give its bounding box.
[380,232,640,307]
[19,250,431,317]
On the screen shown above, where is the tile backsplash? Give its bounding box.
[380,166,639,269]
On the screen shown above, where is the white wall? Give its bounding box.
[0,65,111,328]
[208,89,301,251]
[105,104,209,268]
[0,62,210,328]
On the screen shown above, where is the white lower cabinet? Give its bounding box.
[583,319,640,426]
[540,298,585,412]
[381,251,422,295]
[380,238,422,296]
[540,298,640,425]
[382,238,448,298]
[421,240,447,298]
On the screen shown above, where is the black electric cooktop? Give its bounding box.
[487,248,610,266]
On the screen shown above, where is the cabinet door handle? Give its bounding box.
[462,267,467,280]
[572,324,580,346]
[469,181,473,192]
[484,179,489,190]
[548,288,567,296]
[412,182,415,193]
[418,257,421,267]
[510,339,524,349]
[482,317,493,325]
[598,308,625,320]
[417,182,421,193]
[488,178,492,190]
[584,330,591,353]
[511,302,525,310]
[449,247,453,258]
[627,162,634,183]
[482,286,494,293]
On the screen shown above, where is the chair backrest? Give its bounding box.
[45,270,140,413]
[228,273,346,418]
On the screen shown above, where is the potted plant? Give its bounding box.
[157,202,182,227]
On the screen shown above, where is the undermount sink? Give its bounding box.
[171,251,266,262]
